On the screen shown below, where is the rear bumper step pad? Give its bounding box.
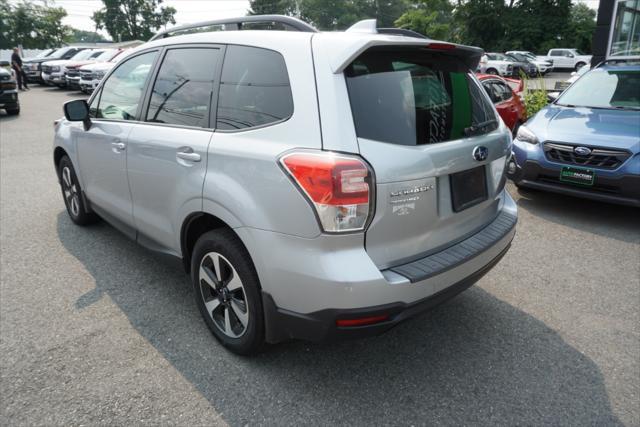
[390,210,517,283]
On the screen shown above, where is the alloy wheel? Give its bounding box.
[199,252,249,338]
[62,166,80,217]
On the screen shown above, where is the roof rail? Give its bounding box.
[149,15,318,41]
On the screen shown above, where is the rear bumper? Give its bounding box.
[246,191,517,343]
[263,241,512,343]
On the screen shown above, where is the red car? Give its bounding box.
[477,74,527,134]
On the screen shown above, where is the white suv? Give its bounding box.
[54,16,517,355]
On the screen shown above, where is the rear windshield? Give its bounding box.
[345,48,497,146]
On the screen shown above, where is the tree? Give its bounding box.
[501,0,572,53]
[249,0,297,15]
[563,3,596,53]
[92,0,176,42]
[69,29,109,44]
[299,0,408,30]
[394,0,454,40]
[0,0,71,48]
[454,0,509,50]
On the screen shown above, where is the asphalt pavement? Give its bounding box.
[1,86,639,426]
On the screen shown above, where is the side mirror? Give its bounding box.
[64,99,91,131]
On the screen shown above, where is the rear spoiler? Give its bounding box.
[326,37,484,74]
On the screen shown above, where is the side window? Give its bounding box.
[216,45,293,130]
[550,50,561,57]
[97,51,158,121]
[482,81,499,103]
[146,47,221,128]
[495,82,512,101]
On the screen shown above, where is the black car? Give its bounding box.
[22,47,87,84]
[0,66,19,115]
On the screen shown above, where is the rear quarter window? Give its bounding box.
[216,45,293,130]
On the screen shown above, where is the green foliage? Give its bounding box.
[564,3,596,53]
[0,0,71,48]
[69,29,108,44]
[92,0,176,42]
[249,0,297,15]
[394,0,454,40]
[522,76,549,117]
[299,0,408,30]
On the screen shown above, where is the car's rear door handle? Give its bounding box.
[111,140,126,153]
[176,148,201,162]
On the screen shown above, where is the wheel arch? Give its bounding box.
[53,146,69,182]
[181,211,241,274]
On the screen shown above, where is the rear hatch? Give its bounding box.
[343,46,511,269]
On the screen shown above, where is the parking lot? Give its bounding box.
[1,86,639,425]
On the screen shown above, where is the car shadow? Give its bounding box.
[511,184,640,244]
[56,212,623,425]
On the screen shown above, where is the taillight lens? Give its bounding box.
[280,152,373,233]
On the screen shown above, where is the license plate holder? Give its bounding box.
[560,166,595,186]
[450,166,488,212]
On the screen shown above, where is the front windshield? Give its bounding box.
[50,48,72,59]
[489,53,509,61]
[557,68,640,110]
[508,54,525,62]
[71,50,96,61]
[36,49,55,58]
[571,49,585,55]
[95,49,117,61]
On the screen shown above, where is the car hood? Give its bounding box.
[528,105,640,151]
[42,59,75,67]
[23,57,55,64]
[65,60,97,69]
[79,62,115,72]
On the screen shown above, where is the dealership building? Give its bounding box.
[592,0,640,64]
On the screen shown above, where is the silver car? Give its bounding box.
[54,16,517,355]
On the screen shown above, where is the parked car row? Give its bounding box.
[478,51,553,77]
[23,46,127,93]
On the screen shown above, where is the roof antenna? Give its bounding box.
[346,19,378,34]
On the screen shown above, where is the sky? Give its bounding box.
[14,0,600,35]
[45,0,252,33]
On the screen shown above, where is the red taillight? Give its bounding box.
[280,152,373,233]
[427,43,456,50]
[336,315,389,327]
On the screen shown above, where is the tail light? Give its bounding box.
[280,151,374,233]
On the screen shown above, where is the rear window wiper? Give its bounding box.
[464,119,498,136]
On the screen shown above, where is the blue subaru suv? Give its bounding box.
[508,61,640,207]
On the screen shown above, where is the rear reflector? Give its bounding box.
[336,315,389,327]
[280,152,373,233]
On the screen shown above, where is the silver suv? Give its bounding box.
[54,16,517,355]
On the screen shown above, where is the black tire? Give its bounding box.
[191,229,264,355]
[6,108,19,115]
[486,68,498,75]
[58,155,99,225]
[575,62,586,71]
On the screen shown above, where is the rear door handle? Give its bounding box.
[111,140,126,153]
[176,148,201,162]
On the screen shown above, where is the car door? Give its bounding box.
[75,50,159,236]
[126,46,223,255]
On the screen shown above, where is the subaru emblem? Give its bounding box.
[574,146,592,156]
[473,146,489,161]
